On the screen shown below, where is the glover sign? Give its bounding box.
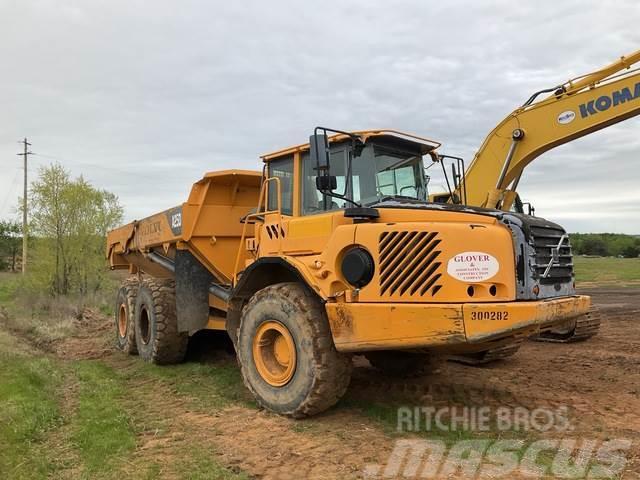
[447,252,499,282]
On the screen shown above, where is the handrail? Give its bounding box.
[232,176,283,285]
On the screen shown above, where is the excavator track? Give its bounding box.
[532,306,601,343]
[447,339,523,366]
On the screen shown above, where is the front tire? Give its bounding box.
[237,282,352,418]
[134,278,188,365]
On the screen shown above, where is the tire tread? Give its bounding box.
[239,282,352,418]
[136,278,188,365]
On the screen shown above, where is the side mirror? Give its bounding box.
[310,131,335,192]
[309,133,329,169]
[316,175,337,191]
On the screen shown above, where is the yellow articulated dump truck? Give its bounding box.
[107,128,590,417]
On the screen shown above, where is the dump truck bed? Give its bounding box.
[107,169,262,283]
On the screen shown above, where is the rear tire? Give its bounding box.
[237,282,352,418]
[114,278,138,354]
[134,278,188,365]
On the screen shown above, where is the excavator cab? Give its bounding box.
[511,194,536,216]
[427,153,467,205]
[427,154,537,216]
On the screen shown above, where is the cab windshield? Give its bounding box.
[302,142,427,214]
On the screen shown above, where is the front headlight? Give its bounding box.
[341,247,374,288]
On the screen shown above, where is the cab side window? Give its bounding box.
[301,149,350,214]
[267,156,294,215]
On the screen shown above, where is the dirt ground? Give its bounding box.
[5,286,640,479]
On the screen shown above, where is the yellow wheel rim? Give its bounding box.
[252,320,296,387]
[118,304,127,338]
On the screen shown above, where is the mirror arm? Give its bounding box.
[311,126,364,208]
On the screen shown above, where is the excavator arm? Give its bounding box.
[459,49,640,210]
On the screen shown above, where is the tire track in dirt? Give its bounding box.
[43,286,640,479]
[105,358,397,480]
[53,311,398,479]
[202,408,394,480]
[41,373,83,480]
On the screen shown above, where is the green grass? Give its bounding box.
[0,329,28,355]
[0,272,19,304]
[71,361,136,476]
[0,275,254,479]
[0,344,253,480]
[573,256,640,284]
[131,361,255,409]
[174,448,250,480]
[0,352,63,479]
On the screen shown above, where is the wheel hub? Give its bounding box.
[118,304,127,337]
[252,320,296,387]
[139,306,151,345]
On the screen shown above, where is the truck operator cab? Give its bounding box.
[262,129,439,218]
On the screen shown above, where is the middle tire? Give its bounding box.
[134,278,188,365]
[237,282,352,418]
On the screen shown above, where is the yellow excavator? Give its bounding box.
[435,49,640,209]
[431,49,640,344]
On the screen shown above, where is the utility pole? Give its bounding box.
[16,138,32,274]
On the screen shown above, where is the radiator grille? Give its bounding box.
[529,225,573,285]
[378,231,443,297]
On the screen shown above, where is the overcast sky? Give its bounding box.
[1,0,639,233]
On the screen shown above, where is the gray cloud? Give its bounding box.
[1,0,639,233]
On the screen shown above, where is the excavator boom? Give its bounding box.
[459,50,640,209]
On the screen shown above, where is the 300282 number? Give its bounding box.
[470,311,509,321]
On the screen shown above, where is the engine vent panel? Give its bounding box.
[529,225,574,285]
[378,231,443,297]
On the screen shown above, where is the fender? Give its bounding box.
[226,256,323,346]
[231,256,321,302]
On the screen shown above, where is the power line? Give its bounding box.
[16,138,33,274]
[33,152,139,177]
[0,169,21,215]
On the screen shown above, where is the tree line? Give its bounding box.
[570,233,640,258]
[0,164,123,297]
[0,220,21,272]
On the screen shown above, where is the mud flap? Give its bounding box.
[175,250,213,332]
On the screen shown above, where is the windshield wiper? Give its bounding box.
[374,195,426,205]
